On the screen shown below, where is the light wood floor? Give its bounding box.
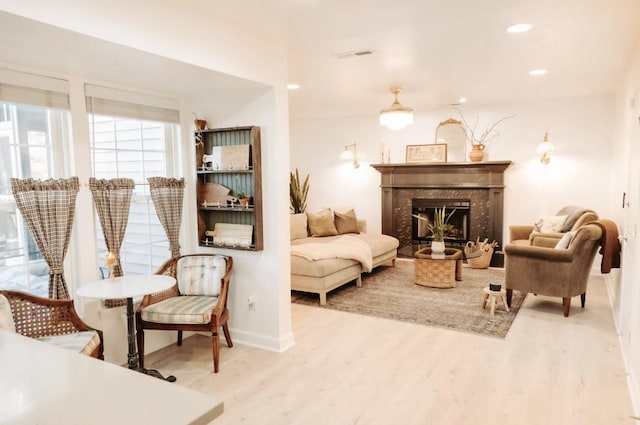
[145,274,634,425]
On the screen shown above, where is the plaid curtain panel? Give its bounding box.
[89,177,135,308]
[148,177,184,258]
[11,177,80,299]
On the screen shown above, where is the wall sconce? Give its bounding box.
[537,132,554,164]
[340,143,360,168]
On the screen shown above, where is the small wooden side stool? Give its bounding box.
[482,287,510,316]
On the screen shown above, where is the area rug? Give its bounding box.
[291,259,526,338]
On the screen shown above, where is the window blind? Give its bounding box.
[84,84,180,123]
[0,69,69,110]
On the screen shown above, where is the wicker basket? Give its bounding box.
[413,247,462,288]
[467,246,494,269]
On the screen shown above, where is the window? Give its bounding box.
[0,102,70,296]
[88,109,180,277]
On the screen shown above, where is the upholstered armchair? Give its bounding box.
[136,254,233,373]
[0,290,104,359]
[509,206,598,246]
[504,224,602,317]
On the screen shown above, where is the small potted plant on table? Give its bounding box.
[413,206,455,254]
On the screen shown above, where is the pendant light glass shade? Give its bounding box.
[379,87,414,131]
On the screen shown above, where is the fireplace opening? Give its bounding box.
[412,199,470,247]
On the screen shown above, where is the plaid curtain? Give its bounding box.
[11,177,79,299]
[89,177,135,308]
[148,177,184,258]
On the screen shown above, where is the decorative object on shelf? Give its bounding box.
[236,192,251,208]
[412,206,456,254]
[201,182,231,205]
[464,238,497,269]
[457,109,515,161]
[379,87,414,131]
[290,168,310,213]
[340,143,360,168]
[406,144,447,163]
[435,118,466,162]
[193,113,207,130]
[206,223,253,248]
[537,132,554,164]
[203,145,250,171]
[468,144,485,162]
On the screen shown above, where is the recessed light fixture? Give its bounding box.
[529,69,548,76]
[458,97,467,104]
[507,23,533,33]
[287,83,300,90]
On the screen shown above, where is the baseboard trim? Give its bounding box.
[229,328,296,353]
[603,273,640,419]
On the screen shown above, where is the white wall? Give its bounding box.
[291,94,616,242]
[609,40,640,414]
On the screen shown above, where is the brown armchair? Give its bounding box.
[504,224,602,317]
[509,206,598,246]
[136,254,233,373]
[0,289,104,359]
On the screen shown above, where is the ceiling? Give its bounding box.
[1,1,639,122]
[195,0,640,119]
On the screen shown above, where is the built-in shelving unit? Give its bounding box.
[195,126,263,251]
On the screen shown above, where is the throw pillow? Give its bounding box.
[306,209,338,237]
[533,215,568,233]
[290,213,309,240]
[0,294,16,333]
[555,230,576,249]
[334,209,360,234]
[176,255,226,296]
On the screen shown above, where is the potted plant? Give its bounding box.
[236,191,251,208]
[290,168,309,213]
[413,207,456,254]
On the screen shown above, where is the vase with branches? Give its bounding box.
[290,168,309,213]
[457,109,515,161]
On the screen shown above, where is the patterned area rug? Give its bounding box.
[291,259,526,338]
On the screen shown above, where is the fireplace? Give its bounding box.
[372,161,512,267]
[412,199,470,246]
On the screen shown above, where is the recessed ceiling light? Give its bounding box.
[287,83,300,90]
[529,69,548,76]
[507,23,533,33]
[458,97,467,104]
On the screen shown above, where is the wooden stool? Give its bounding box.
[482,287,510,316]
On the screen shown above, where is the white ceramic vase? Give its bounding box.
[431,241,445,254]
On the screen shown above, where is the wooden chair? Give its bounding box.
[136,254,233,373]
[0,289,104,359]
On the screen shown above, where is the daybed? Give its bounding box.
[290,209,399,305]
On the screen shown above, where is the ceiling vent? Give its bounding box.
[334,50,373,59]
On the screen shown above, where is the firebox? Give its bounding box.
[412,199,470,247]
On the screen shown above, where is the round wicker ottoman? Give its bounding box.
[413,247,463,288]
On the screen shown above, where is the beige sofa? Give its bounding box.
[290,209,399,305]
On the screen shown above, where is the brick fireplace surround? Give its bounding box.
[372,161,512,267]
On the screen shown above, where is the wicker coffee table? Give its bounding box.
[413,247,463,288]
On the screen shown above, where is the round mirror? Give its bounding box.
[435,118,467,162]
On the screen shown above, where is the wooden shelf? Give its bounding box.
[195,126,263,251]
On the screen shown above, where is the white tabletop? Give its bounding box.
[77,275,175,300]
[0,329,223,425]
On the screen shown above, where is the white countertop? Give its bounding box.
[0,329,223,424]
[77,275,176,299]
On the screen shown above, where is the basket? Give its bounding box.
[466,246,494,269]
[413,247,462,288]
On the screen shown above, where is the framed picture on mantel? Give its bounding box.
[406,143,447,163]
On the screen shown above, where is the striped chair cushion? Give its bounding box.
[176,256,226,296]
[140,296,218,324]
[38,331,101,356]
